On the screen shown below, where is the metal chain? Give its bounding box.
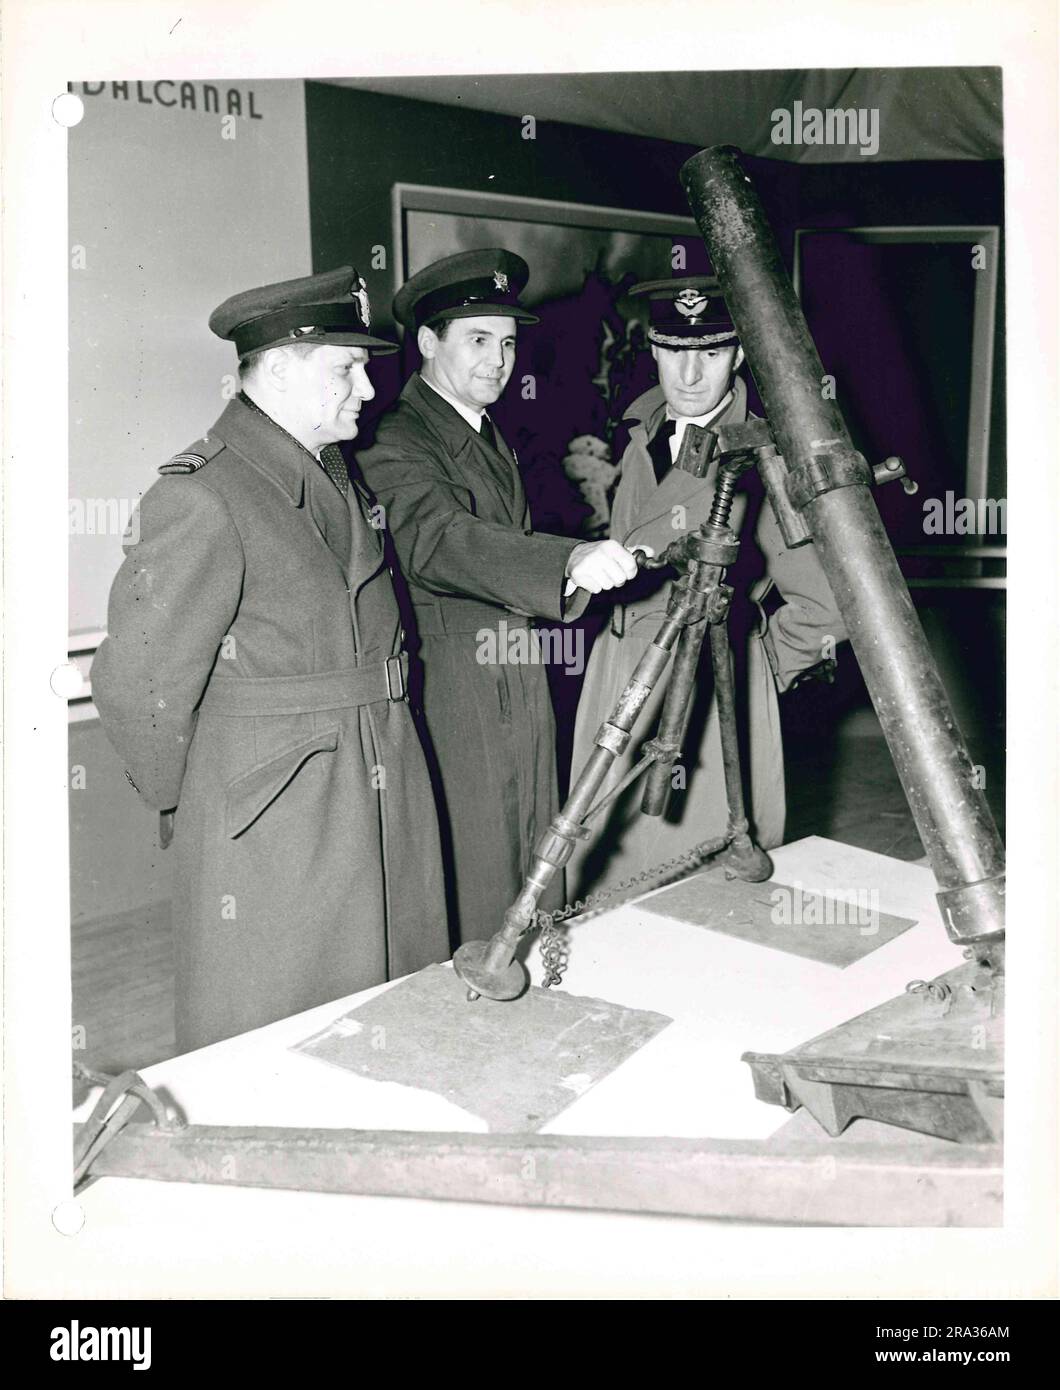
[905,978,953,1005]
[537,917,570,988]
[534,831,731,987]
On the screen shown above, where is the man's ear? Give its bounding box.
[733,345,746,373]
[650,344,659,366]
[417,325,438,361]
[261,346,291,392]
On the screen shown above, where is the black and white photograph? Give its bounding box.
[2,0,1057,1318]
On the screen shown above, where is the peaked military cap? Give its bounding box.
[394,249,540,332]
[209,266,398,356]
[629,274,737,348]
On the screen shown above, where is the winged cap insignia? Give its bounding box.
[674,288,709,320]
[352,276,371,328]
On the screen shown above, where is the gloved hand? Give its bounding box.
[564,540,653,596]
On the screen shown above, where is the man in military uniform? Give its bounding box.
[569,276,847,897]
[358,249,643,946]
[91,267,450,1052]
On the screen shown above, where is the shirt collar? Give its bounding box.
[419,373,487,433]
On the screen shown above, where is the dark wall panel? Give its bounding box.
[305,81,1006,777]
[305,81,1004,439]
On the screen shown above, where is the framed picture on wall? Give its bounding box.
[794,225,1005,591]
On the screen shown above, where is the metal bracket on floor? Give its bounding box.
[743,961,1003,1144]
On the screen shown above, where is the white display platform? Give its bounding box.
[63,837,973,1297]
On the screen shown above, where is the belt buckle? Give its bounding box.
[384,655,407,702]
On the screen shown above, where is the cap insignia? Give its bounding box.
[349,276,371,329]
[493,270,509,293]
[675,289,709,321]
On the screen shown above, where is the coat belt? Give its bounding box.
[199,657,408,717]
[412,599,531,636]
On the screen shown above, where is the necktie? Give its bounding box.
[648,419,678,484]
[479,413,499,453]
[319,444,349,496]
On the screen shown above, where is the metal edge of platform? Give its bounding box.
[75,1122,1003,1227]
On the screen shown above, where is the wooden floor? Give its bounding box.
[71,729,1005,1076]
[72,900,175,1074]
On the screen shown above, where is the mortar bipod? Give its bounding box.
[453,428,773,1004]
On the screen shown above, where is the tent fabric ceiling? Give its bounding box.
[325,68,1002,162]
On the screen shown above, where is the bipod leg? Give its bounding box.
[710,617,772,882]
[641,614,709,816]
[453,589,699,1001]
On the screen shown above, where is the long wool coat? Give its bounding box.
[568,381,847,899]
[358,375,587,945]
[91,394,450,1052]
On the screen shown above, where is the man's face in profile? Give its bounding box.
[290,344,376,446]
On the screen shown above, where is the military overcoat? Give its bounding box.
[358,374,587,944]
[92,394,449,1051]
[568,381,847,898]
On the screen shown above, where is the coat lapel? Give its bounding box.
[469,428,522,521]
[305,461,354,577]
[346,472,387,594]
[404,375,522,523]
[618,380,749,543]
[215,395,354,579]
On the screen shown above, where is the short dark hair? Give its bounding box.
[424,317,453,340]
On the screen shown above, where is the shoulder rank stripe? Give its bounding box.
[159,453,208,475]
[158,433,225,475]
